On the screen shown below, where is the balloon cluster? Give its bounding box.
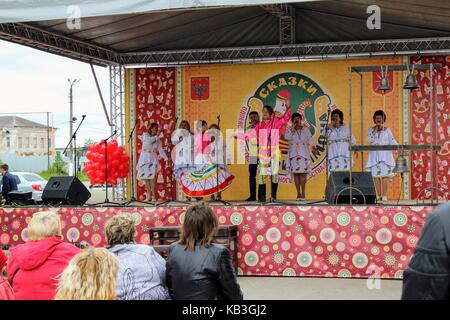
[83,140,129,186]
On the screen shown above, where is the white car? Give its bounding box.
[0,172,48,202]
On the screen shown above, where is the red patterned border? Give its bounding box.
[135,68,177,200]
[0,205,432,279]
[410,56,450,199]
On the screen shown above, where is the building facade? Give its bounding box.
[0,116,56,171]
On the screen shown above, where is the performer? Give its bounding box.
[365,110,398,201]
[285,113,317,201]
[171,120,194,179]
[137,123,168,201]
[245,111,260,201]
[326,109,357,173]
[205,124,234,200]
[180,123,234,198]
[254,90,292,202]
[193,120,209,170]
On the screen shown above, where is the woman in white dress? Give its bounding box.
[365,110,398,201]
[326,109,357,173]
[137,123,168,201]
[171,120,194,180]
[285,113,317,200]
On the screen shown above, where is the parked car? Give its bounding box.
[0,172,48,202]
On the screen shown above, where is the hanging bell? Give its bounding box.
[403,70,419,90]
[377,66,391,91]
[393,155,410,174]
[403,63,419,90]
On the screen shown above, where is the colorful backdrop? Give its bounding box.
[125,56,449,201]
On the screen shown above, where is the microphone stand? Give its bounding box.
[210,116,232,206]
[123,119,153,206]
[92,130,122,206]
[157,118,191,207]
[63,115,86,179]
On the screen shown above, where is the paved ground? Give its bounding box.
[237,277,402,300]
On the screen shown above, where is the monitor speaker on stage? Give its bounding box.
[326,172,376,205]
[42,176,91,205]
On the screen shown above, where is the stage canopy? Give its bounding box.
[0,0,449,66]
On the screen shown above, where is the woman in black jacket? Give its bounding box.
[166,202,243,300]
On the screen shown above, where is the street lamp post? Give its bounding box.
[68,78,80,175]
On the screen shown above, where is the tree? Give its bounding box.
[52,151,67,174]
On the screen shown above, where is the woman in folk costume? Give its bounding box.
[171,120,194,179]
[180,123,234,199]
[253,90,291,202]
[137,123,168,201]
[285,112,317,201]
[326,109,357,173]
[365,110,398,201]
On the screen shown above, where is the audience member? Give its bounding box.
[55,247,119,300]
[402,203,450,299]
[105,214,170,300]
[166,202,243,300]
[7,211,79,300]
[0,249,14,300]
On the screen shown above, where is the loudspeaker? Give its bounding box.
[326,172,376,204]
[42,176,91,205]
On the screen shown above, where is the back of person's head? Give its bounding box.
[105,214,136,246]
[55,247,119,300]
[0,164,8,172]
[28,211,61,241]
[179,203,218,251]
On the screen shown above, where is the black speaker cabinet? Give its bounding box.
[42,176,91,205]
[326,172,376,204]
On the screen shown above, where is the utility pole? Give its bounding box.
[46,112,50,170]
[68,79,80,175]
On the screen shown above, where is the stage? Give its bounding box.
[0,202,436,279]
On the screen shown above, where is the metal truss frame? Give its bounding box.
[1,23,449,66]
[122,38,450,66]
[0,23,121,66]
[261,3,296,44]
[110,65,126,201]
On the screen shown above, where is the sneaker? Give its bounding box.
[382,196,388,201]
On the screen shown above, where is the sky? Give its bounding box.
[0,40,112,148]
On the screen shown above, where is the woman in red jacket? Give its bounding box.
[6,211,80,300]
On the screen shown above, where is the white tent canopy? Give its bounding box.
[0,0,305,23]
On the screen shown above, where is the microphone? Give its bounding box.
[82,114,86,119]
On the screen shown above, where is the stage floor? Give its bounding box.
[0,203,436,279]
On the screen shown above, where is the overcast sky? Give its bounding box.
[0,40,112,148]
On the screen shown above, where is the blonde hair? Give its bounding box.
[55,247,119,300]
[179,202,218,251]
[28,210,61,241]
[105,214,136,246]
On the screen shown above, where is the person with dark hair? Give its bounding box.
[285,113,316,200]
[0,163,18,201]
[137,122,168,201]
[366,110,398,201]
[166,203,243,300]
[326,108,357,173]
[246,111,260,201]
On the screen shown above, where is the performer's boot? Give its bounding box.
[258,184,266,203]
[246,181,257,201]
[270,182,278,202]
